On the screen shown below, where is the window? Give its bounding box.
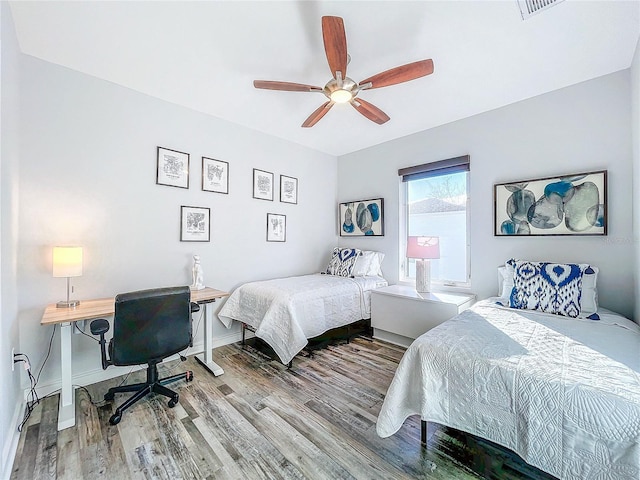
[399,156,470,287]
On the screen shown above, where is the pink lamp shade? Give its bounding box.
[406,236,440,260]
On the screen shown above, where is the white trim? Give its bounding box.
[1,398,26,480]
[372,328,413,348]
[30,331,242,401]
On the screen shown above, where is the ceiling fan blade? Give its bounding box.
[359,59,434,90]
[302,101,334,128]
[350,98,390,125]
[253,80,323,92]
[322,16,348,79]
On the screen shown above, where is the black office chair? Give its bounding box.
[90,286,200,425]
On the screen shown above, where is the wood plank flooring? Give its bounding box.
[11,338,557,480]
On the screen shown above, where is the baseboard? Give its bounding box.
[31,330,243,400]
[372,328,413,348]
[1,399,26,480]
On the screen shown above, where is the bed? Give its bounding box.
[376,260,640,480]
[218,248,388,364]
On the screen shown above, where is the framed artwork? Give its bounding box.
[339,198,384,236]
[267,213,286,242]
[494,170,607,236]
[253,169,274,201]
[180,206,210,242]
[202,157,229,194]
[280,175,298,204]
[157,146,189,189]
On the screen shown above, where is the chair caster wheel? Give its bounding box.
[186,371,193,382]
[168,395,179,408]
[104,392,115,402]
[109,413,121,425]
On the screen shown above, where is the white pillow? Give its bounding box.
[499,260,599,318]
[351,250,385,277]
[352,251,375,276]
[366,251,385,276]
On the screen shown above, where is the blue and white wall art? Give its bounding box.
[339,198,384,236]
[494,170,607,236]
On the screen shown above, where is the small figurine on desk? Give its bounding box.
[190,254,205,290]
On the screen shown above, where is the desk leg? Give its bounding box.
[194,303,224,376]
[57,322,75,430]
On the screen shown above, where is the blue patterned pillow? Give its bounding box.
[324,247,361,277]
[508,259,596,318]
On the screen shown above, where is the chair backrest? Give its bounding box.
[111,286,192,366]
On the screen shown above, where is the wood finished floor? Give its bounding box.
[11,338,557,480]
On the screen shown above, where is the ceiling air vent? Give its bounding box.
[516,0,565,20]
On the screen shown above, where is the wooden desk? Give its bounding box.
[41,287,229,431]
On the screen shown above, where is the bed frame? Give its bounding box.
[241,319,372,367]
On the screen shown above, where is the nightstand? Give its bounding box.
[371,285,476,347]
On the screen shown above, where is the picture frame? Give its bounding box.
[266,213,286,242]
[202,157,229,194]
[157,146,189,189]
[339,198,384,236]
[494,170,607,236]
[180,206,210,242]
[280,175,298,204]
[253,169,274,201]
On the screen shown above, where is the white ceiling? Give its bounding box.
[9,1,640,157]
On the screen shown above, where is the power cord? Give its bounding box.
[74,322,99,343]
[14,324,57,431]
[177,305,204,362]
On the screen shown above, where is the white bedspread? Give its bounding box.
[218,274,387,364]
[376,299,640,480]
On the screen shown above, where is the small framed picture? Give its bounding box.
[253,168,274,201]
[339,198,385,236]
[202,157,229,194]
[280,175,298,204]
[157,146,189,189]
[180,206,210,242]
[266,213,286,242]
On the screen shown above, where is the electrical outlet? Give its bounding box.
[11,347,15,372]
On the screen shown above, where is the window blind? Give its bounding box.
[398,155,470,182]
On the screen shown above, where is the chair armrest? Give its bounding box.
[190,302,200,314]
[90,318,110,336]
[89,318,111,370]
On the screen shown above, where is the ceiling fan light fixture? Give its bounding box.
[330,89,353,103]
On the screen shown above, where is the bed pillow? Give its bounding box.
[501,259,599,318]
[366,251,385,276]
[350,250,385,277]
[352,251,375,276]
[324,247,361,277]
[506,259,599,319]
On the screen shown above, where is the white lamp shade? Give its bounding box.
[406,236,440,260]
[52,246,83,277]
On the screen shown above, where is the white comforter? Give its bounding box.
[218,274,387,364]
[376,299,640,480]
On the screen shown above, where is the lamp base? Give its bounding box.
[56,300,80,308]
[415,259,432,293]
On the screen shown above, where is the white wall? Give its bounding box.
[339,71,634,319]
[17,55,338,393]
[632,38,640,322]
[1,2,23,478]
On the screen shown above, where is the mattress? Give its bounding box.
[218,273,388,363]
[376,299,640,479]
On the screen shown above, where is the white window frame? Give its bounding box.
[398,157,471,291]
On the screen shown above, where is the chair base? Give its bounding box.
[105,362,193,425]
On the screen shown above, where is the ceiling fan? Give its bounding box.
[253,16,434,128]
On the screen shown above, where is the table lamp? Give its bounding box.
[53,246,83,308]
[406,236,440,293]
